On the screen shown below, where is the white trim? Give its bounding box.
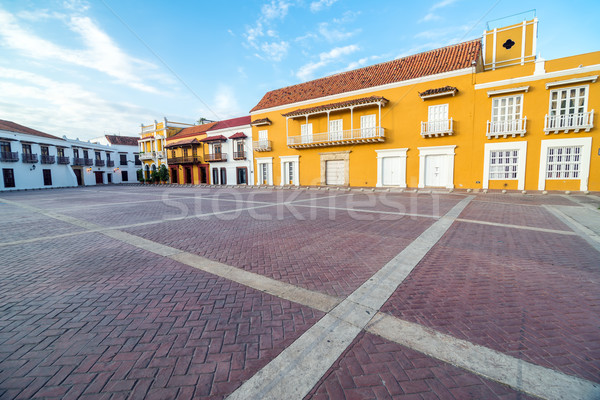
[375,148,408,188]
[545,75,598,89]
[538,137,592,191]
[251,67,475,115]
[417,145,456,189]
[483,141,527,190]
[255,157,273,186]
[474,64,600,90]
[205,124,252,135]
[487,86,530,97]
[279,155,300,186]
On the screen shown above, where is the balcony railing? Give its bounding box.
[139,152,155,160]
[41,155,55,164]
[84,158,93,166]
[73,157,85,166]
[0,151,18,162]
[156,150,166,159]
[22,153,38,163]
[253,140,272,152]
[57,156,70,164]
[544,110,594,134]
[95,159,105,167]
[167,156,201,164]
[107,160,115,167]
[420,119,454,138]
[288,127,385,148]
[207,153,227,162]
[486,117,527,139]
[233,151,246,160]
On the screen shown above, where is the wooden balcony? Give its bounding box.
[486,117,527,139]
[0,151,18,162]
[107,160,115,167]
[22,153,38,163]
[167,156,202,164]
[40,155,56,164]
[544,110,594,134]
[207,153,227,162]
[73,157,85,166]
[287,127,385,149]
[84,158,93,166]
[233,151,246,160]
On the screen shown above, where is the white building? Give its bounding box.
[91,135,141,183]
[202,116,254,185]
[62,138,120,186]
[1,120,76,190]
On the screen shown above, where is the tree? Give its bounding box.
[158,164,169,183]
[136,169,143,182]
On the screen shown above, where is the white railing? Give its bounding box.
[486,117,527,138]
[253,140,272,151]
[156,150,166,159]
[139,152,155,160]
[420,119,453,138]
[544,110,594,133]
[288,127,384,147]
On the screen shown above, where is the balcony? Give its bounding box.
[22,153,38,163]
[139,152,155,160]
[207,153,227,162]
[167,156,201,164]
[73,157,85,166]
[41,155,56,164]
[253,140,272,152]
[420,119,454,138]
[84,158,93,166]
[0,151,18,162]
[287,127,385,149]
[486,117,527,139]
[107,160,115,167]
[95,159,105,167]
[233,151,246,160]
[57,156,70,164]
[544,110,594,134]
[156,150,166,159]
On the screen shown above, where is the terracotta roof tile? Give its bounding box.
[228,132,247,139]
[418,86,458,98]
[165,138,200,148]
[208,116,251,131]
[281,96,388,118]
[104,135,139,146]
[250,117,272,126]
[199,135,227,142]
[168,122,217,140]
[251,39,481,112]
[0,119,64,140]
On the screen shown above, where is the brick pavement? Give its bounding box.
[380,221,600,383]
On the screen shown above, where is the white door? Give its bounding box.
[360,114,376,138]
[329,119,343,140]
[382,157,402,186]
[326,160,345,185]
[425,155,446,187]
[301,123,313,144]
[428,104,448,133]
[283,161,294,185]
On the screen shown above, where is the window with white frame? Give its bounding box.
[489,150,519,179]
[301,123,313,143]
[492,95,522,123]
[258,130,268,141]
[427,104,449,133]
[546,146,581,179]
[256,157,273,185]
[550,86,587,118]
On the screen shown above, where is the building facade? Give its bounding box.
[165,122,216,185]
[91,135,142,183]
[249,18,600,192]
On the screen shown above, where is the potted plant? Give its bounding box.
[158,164,169,184]
[136,169,144,184]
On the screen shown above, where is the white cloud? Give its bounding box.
[419,0,458,23]
[261,0,290,20]
[0,7,163,93]
[296,44,359,81]
[318,22,358,42]
[244,1,292,61]
[310,0,338,13]
[261,41,289,62]
[430,0,458,11]
[206,85,245,120]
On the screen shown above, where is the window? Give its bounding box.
[427,104,450,133]
[361,114,376,137]
[73,148,79,158]
[546,146,581,179]
[171,150,176,158]
[258,130,268,141]
[213,143,222,154]
[57,148,65,157]
[3,168,15,188]
[95,151,101,160]
[120,154,127,165]
[236,140,244,153]
[40,146,49,156]
[83,150,89,159]
[492,95,522,123]
[329,119,343,140]
[22,144,32,154]
[261,163,268,184]
[220,168,227,185]
[550,86,587,118]
[43,169,52,186]
[192,146,197,156]
[106,153,111,161]
[256,157,273,185]
[489,150,519,180]
[134,154,141,165]
[183,147,189,157]
[0,141,10,153]
[301,123,313,143]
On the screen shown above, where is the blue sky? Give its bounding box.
[0,0,598,140]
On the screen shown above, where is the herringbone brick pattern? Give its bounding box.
[0,234,323,399]
[381,221,600,382]
[460,200,570,230]
[308,332,533,399]
[125,207,433,297]
[471,193,574,206]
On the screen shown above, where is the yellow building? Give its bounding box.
[165,122,216,184]
[138,118,195,179]
[250,18,600,192]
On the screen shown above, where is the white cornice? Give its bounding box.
[251,67,475,115]
[487,86,530,96]
[475,64,600,90]
[545,75,598,89]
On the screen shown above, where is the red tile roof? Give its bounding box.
[167,122,217,141]
[282,96,388,118]
[208,116,251,131]
[200,135,227,142]
[165,138,200,148]
[228,132,247,139]
[418,86,458,98]
[104,135,139,146]
[250,117,272,126]
[0,119,64,140]
[251,39,481,112]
